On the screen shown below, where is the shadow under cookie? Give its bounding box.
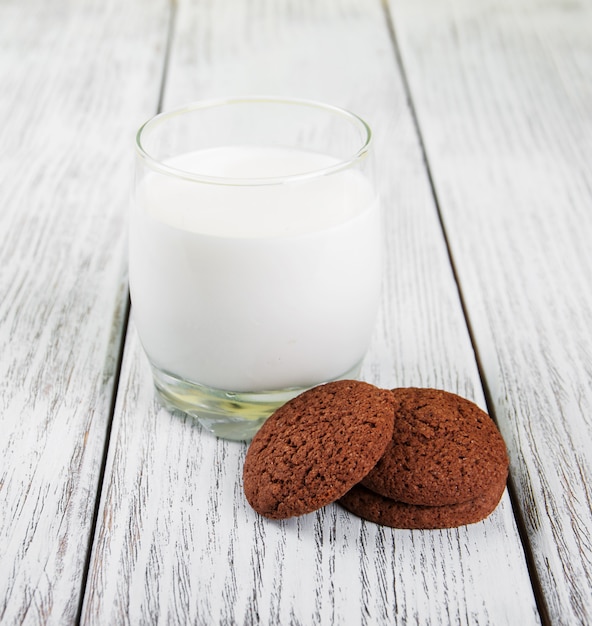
[339,481,506,530]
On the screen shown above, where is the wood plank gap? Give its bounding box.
[379,1,551,623]
[75,3,178,623]
[156,0,179,116]
[74,294,130,626]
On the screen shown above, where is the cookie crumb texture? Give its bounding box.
[242,380,395,520]
[362,388,509,506]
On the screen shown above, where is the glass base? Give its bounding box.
[151,362,363,441]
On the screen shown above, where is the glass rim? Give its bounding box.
[135,96,373,186]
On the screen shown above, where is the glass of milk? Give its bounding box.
[130,97,381,440]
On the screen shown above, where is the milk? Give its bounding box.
[129,146,381,393]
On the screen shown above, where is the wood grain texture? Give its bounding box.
[387,0,592,623]
[82,1,540,624]
[0,0,169,624]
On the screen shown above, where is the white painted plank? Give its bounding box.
[388,0,592,623]
[82,1,540,624]
[0,0,169,624]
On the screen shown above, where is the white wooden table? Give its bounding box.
[1,0,591,624]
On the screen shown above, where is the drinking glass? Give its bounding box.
[130,97,381,440]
